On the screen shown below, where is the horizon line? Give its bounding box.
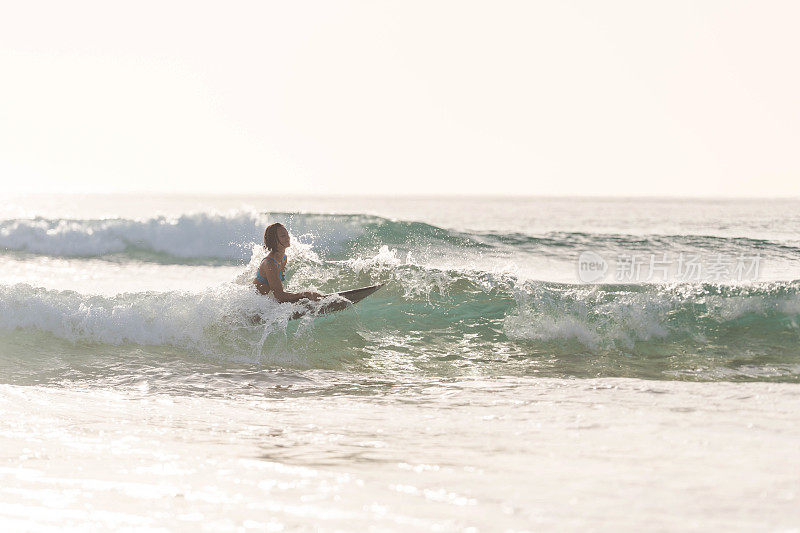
[8,191,800,201]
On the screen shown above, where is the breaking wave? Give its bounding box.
[3,212,798,264]
[2,209,800,382]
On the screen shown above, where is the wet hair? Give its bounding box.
[263,223,285,252]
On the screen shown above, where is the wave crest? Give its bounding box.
[504,280,800,352]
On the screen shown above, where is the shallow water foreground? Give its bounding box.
[1,376,798,531]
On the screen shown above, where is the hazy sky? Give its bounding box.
[1,1,798,196]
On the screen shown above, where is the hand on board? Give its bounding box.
[302,291,324,302]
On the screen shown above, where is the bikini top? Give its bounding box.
[254,256,286,285]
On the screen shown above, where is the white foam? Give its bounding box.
[0,212,368,260]
[0,282,298,355]
[503,282,800,349]
[0,213,268,259]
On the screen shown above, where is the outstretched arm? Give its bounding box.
[261,260,322,303]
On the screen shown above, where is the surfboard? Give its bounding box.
[248,284,384,324]
[290,283,384,320]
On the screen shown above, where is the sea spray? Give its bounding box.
[2,204,800,381]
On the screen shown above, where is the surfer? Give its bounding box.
[253,223,323,302]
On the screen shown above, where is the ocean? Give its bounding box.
[1,194,799,530]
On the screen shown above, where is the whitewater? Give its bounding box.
[1,194,799,531]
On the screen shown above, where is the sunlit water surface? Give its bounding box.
[1,195,799,531]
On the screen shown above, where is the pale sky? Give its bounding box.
[1,1,798,196]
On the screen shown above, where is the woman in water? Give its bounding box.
[253,223,323,302]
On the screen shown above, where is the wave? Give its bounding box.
[0,213,270,261]
[3,212,798,265]
[473,230,800,259]
[0,211,484,263]
[504,280,800,352]
[2,208,800,382]
[1,254,800,365]
[0,283,283,353]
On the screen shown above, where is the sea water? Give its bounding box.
[1,195,799,530]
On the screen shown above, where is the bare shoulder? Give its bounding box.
[260,257,282,280]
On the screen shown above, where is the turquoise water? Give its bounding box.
[1,197,800,385]
[2,195,800,531]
